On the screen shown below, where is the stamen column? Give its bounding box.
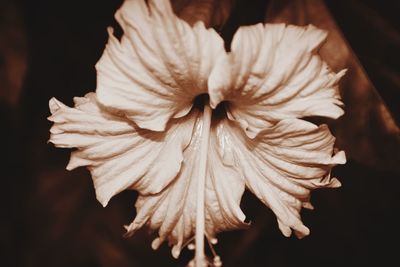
[195,103,212,267]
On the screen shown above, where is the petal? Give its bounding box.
[215,117,345,238]
[208,23,346,137]
[48,93,196,206]
[124,114,247,258]
[96,0,225,131]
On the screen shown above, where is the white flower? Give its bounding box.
[48,0,346,265]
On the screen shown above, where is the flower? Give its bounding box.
[48,0,346,265]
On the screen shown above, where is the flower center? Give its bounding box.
[193,93,229,121]
[193,93,209,110]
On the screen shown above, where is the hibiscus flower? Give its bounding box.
[48,0,346,266]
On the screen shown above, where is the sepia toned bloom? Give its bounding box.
[48,0,346,265]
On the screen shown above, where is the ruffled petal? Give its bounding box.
[209,23,346,138]
[48,93,196,206]
[124,115,247,258]
[214,117,345,238]
[96,0,225,131]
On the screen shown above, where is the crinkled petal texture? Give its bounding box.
[213,118,345,238]
[96,0,225,131]
[48,93,195,206]
[48,93,247,257]
[125,116,248,258]
[209,23,346,138]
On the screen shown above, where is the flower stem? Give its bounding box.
[195,103,212,267]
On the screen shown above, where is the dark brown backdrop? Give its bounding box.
[2,0,399,266]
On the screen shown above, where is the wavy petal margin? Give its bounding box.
[48,93,195,206]
[216,117,345,238]
[96,0,225,131]
[209,23,346,138]
[124,115,247,258]
[48,94,247,257]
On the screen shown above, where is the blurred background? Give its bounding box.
[1,0,399,266]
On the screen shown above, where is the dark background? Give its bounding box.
[2,0,399,266]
